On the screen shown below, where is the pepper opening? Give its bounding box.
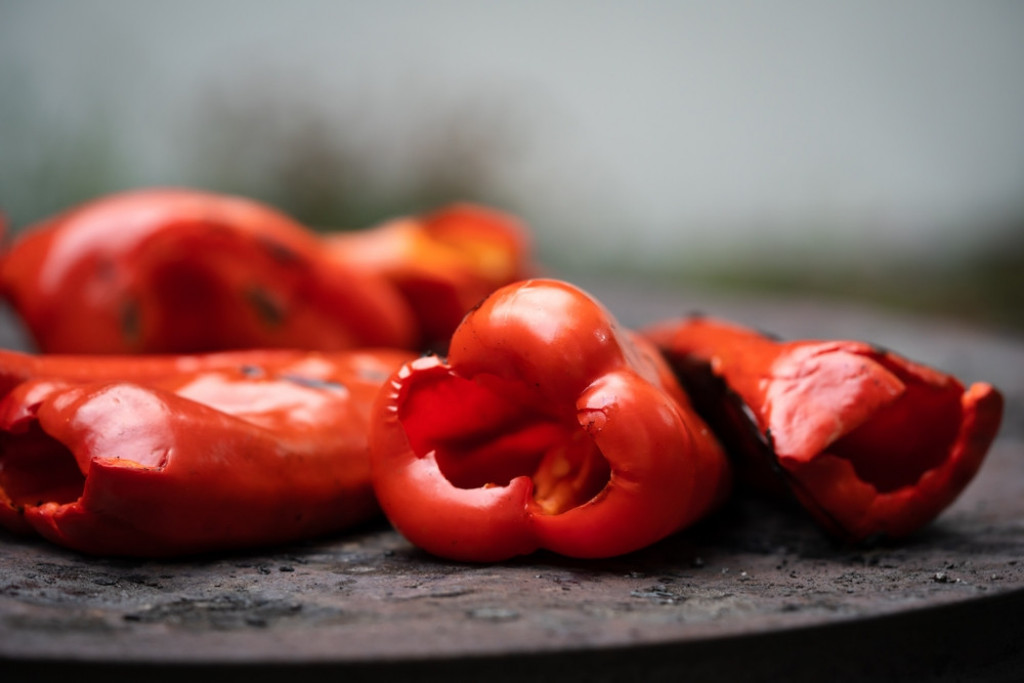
[398,370,611,515]
[0,421,84,509]
[826,368,962,493]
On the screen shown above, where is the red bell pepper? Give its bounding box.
[324,202,535,351]
[0,188,417,354]
[0,347,414,557]
[370,279,731,562]
[644,316,1004,542]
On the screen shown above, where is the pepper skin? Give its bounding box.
[370,279,731,562]
[0,347,312,396]
[644,316,1004,543]
[324,203,535,351]
[0,188,417,354]
[0,348,414,556]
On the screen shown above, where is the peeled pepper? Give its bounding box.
[644,316,1004,542]
[370,279,731,562]
[0,347,413,557]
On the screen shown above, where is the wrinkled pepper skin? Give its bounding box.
[324,203,535,351]
[370,279,731,562]
[644,316,1004,542]
[0,348,414,557]
[0,188,417,354]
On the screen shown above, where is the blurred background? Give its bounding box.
[2,1,1022,333]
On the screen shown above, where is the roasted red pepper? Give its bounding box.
[370,279,731,562]
[0,188,417,354]
[644,316,1004,542]
[0,347,414,556]
[324,202,535,351]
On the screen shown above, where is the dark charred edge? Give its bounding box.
[662,355,801,508]
[665,352,866,546]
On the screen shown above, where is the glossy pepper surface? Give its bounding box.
[644,316,1004,542]
[370,279,731,562]
[0,188,417,354]
[324,203,535,351]
[0,347,414,557]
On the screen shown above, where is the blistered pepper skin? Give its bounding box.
[370,279,731,562]
[0,188,417,354]
[324,203,535,351]
[644,316,1004,542]
[0,348,414,557]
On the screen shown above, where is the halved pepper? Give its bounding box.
[0,347,414,556]
[644,316,1004,542]
[0,188,417,354]
[324,202,536,351]
[370,279,731,562]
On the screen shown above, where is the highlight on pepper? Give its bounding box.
[369,278,732,562]
[644,316,1004,543]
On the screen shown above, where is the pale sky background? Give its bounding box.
[2,1,1023,271]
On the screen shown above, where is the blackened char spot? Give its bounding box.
[257,237,305,266]
[121,299,141,342]
[279,373,346,393]
[246,287,286,327]
[239,364,266,378]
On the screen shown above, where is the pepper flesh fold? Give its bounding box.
[643,316,1004,542]
[0,348,414,556]
[370,279,731,562]
[0,188,417,353]
[323,203,536,351]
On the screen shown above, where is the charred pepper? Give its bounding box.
[0,188,417,354]
[644,316,1004,542]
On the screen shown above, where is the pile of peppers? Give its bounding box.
[0,188,1005,560]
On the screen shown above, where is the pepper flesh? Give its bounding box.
[370,279,731,562]
[0,348,414,556]
[0,188,417,353]
[644,316,1004,542]
[324,202,535,351]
